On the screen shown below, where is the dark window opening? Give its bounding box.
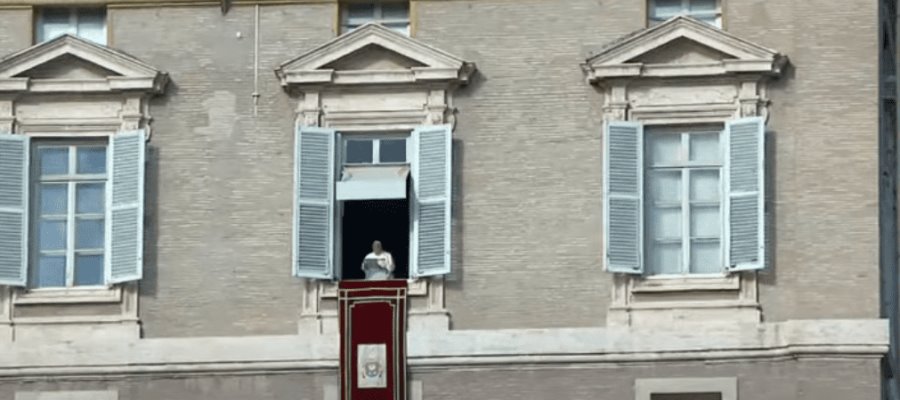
[340,198,409,280]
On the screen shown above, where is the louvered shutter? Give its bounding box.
[106,130,146,284]
[293,126,336,279]
[604,121,644,274]
[725,117,766,271]
[411,125,452,278]
[0,134,29,286]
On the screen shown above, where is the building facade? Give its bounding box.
[0,0,887,399]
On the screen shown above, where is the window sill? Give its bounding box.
[630,273,739,293]
[13,286,121,305]
[320,279,428,298]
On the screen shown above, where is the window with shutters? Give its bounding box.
[340,1,410,36]
[648,0,721,28]
[35,7,107,45]
[293,126,451,282]
[604,118,764,276]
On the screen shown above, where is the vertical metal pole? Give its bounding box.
[880,0,899,398]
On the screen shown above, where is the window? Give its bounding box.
[35,7,107,45]
[31,142,107,288]
[645,126,722,275]
[340,2,410,35]
[635,378,736,400]
[293,125,451,281]
[603,118,765,276]
[344,136,408,165]
[0,132,145,289]
[648,0,721,28]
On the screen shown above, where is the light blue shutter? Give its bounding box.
[293,126,335,279]
[725,117,765,271]
[106,130,145,284]
[604,121,644,274]
[0,134,28,286]
[411,125,452,278]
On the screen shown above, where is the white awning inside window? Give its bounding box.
[336,165,409,201]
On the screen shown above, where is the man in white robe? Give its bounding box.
[362,240,395,280]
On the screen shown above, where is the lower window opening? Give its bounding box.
[341,199,410,280]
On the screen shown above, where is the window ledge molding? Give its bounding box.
[13,286,121,305]
[320,279,428,298]
[631,274,739,293]
[635,377,737,400]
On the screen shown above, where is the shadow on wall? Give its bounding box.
[446,138,465,288]
[758,62,794,290]
[140,143,161,299]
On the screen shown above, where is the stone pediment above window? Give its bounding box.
[582,16,787,84]
[0,34,167,94]
[275,23,475,88]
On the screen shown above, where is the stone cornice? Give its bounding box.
[0,319,886,379]
[583,16,787,84]
[0,34,168,94]
[276,23,475,89]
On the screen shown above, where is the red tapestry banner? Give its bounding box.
[338,280,408,400]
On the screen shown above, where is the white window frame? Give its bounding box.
[644,125,725,276]
[648,0,722,28]
[340,1,410,35]
[635,377,737,400]
[29,141,108,289]
[35,7,108,45]
[342,132,409,166]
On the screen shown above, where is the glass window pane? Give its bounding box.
[76,146,106,174]
[34,255,66,288]
[38,8,74,42]
[690,240,722,273]
[40,147,69,175]
[76,183,105,214]
[379,139,406,163]
[691,205,720,237]
[689,0,718,12]
[647,170,681,203]
[75,217,104,249]
[74,254,104,286]
[75,9,106,45]
[648,242,682,275]
[381,2,409,19]
[40,184,68,215]
[648,206,681,239]
[383,22,410,34]
[39,220,67,251]
[347,3,375,19]
[651,0,683,18]
[647,133,681,165]
[689,132,720,163]
[689,169,719,201]
[346,140,374,164]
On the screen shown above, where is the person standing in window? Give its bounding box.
[362,240,395,280]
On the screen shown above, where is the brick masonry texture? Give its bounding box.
[0,359,879,400]
[0,0,881,334]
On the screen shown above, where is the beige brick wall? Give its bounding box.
[0,359,879,400]
[0,0,881,335]
[110,4,337,337]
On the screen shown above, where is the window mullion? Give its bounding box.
[374,3,383,20]
[681,133,691,274]
[66,146,76,287]
[373,139,381,164]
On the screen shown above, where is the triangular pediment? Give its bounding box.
[323,44,428,71]
[0,34,167,93]
[276,23,475,87]
[583,16,786,83]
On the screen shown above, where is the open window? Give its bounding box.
[292,125,451,281]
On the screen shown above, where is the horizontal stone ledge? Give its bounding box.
[0,319,887,378]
